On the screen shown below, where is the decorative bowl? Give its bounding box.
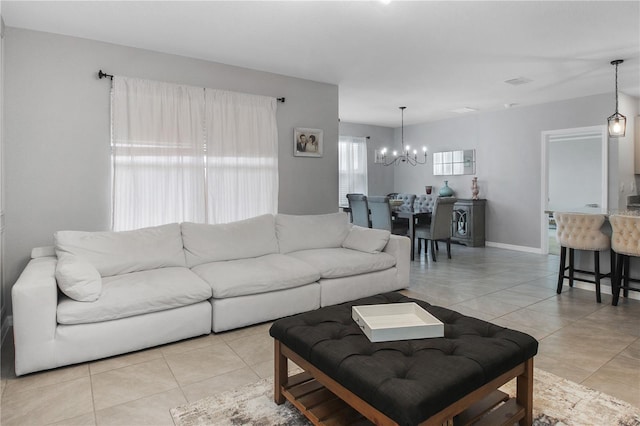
[390,200,404,207]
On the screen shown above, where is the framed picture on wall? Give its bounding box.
[294,128,323,157]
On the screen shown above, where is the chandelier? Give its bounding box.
[378,107,427,166]
[607,59,626,137]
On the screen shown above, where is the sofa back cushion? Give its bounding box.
[54,223,186,277]
[182,214,279,266]
[276,212,350,254]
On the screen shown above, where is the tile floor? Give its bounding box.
[1,246,639,425]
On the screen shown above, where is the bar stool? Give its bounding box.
[554,212,613,303]
[609,214,640,306]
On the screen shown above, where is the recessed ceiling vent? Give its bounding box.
[451,107,478,114]
[505,77,533,86]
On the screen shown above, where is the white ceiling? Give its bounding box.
[3,1,640,127]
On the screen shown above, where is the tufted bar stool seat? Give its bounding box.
[609,214,640,305]
[553,212,613,303]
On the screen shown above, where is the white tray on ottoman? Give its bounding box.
[352,302,444,342]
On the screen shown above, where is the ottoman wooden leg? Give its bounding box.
[274,339,287,405]
[516,358,534,426]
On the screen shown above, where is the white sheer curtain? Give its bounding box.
[338,136,368,207]
[205,90,278,224]
[111,77,278,230]
[111,77,206,231]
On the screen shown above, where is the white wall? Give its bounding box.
[3,28,339,316]
[339,121,394,198]
[393,93,638,250]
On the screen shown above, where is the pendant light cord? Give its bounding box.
[400,106,406,151]
[611,59,624,113]
[615,61,619,112]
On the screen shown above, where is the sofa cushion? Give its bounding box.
[57,267,211,325]
[55,254,102,302]
[181,215,278,267]
[288,248,396,279]
[191,254,321,298]
[276,212,350,254]
[55,224,186,277]
[342,226,390,254]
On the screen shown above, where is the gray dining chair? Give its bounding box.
[368,196,408,236]
[395,193,417,213]
[346,193,370,228]
[414,195,436,213]
[415,197,457,261]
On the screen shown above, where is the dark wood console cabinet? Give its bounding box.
[452,199,486,247]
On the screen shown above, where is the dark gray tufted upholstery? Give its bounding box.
[270,292,538,425]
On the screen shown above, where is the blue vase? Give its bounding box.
[439,181,454,197]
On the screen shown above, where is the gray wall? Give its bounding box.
[0,14,5,339]
[3,28,339,315]
[339,121,394,197]
[393,93,638,250]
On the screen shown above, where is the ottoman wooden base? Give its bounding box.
[274,339,533,426]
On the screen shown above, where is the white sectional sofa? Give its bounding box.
[12,212,410,376]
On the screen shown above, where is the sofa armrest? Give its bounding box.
[11,256,58,375]
[383,235,411,288]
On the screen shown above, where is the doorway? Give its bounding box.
[540,126,608,255]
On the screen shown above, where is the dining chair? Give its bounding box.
[414,194,435,228]
[368,196,408,236]
[415,197,457,261]
[414,195,436,213]
[395,193,417,213]
[346,193,370,228]
[554,212,612,303]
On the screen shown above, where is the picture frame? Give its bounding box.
[294,128,323,157]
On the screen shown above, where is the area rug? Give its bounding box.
[171,368,640,426]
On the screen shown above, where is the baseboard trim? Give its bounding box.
[485,241,543,254]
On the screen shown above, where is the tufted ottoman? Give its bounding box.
[269,292,538,426]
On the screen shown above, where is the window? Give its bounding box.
[338,136,368,207]
[111,77,278,231]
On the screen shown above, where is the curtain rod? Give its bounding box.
[97,70,285,103]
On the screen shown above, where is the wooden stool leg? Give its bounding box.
[517,358,534,426]
[274,340,287,404]
[557,246,566,294]
[594,251,602,303]
[568,248,575,287]
[610,249,616,288]
[613,253,624,306]
[624,256,630,298]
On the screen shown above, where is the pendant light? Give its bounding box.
[378,107,427,166]
[607,59,626,137]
